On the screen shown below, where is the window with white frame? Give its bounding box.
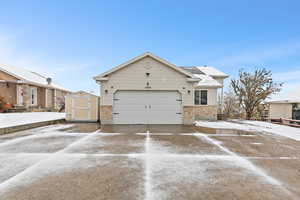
[194,90,208,105]
[30,87,38,106]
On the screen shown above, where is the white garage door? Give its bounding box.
[113,91,182,124]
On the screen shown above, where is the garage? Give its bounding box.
[94,52,228,124]
[113,91,182,124]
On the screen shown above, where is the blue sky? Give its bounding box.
[1,0,300,97]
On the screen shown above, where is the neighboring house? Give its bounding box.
[267,99,300,120]
[0,64,72,111]
[94,52,228,124]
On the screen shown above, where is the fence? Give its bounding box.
[270,118,300,128]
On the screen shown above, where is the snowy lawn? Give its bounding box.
[195,120,300,142]
[0,124,300,200]
[0,112,65,129]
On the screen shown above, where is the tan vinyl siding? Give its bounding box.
[100,56,194,106]
[66,92,99,121]
[269,103,293,119]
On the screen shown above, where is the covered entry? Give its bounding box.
[113,91,182,124]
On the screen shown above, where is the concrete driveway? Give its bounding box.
[0,123,299,200]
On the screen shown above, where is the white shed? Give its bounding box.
[65,91,100,122]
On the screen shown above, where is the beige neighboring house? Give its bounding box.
[94,52,228,125]
[268,99,300,120]
[0,64,72,111]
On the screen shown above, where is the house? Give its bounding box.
[94,52,228,124]
[267,99,300,120]
[0,64,72,111]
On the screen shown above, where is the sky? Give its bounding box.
[0,0,300,98]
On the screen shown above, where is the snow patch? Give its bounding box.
[196,120,300,142]
[0,112,65,129]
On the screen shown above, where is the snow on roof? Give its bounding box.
[0,64,70,92]
[268,87,300,103]
[72,90,99,97]
[194,74,222,87]
[197,66,229,78]
[181,66,225,87]
[268,99,300,104]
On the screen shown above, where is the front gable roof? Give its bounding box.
[93,52,196,80]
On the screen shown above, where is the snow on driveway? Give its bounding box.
[0,112,65,129]
[195,120,300,142]
[0,124,299,199]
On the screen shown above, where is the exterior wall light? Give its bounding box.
[105,89,108,94]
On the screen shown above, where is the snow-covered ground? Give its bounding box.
[0,112,65,129]
[195,120,300,142]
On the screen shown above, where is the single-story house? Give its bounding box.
[93,52,228,125]
[267,99,300,120]
[0,64,72,111]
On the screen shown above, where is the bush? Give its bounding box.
[0,96,10,112]
[0,96,5,112]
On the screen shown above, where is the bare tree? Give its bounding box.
[223,88,242,118]
[231,68,282,120]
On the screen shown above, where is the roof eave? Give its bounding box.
[94,52,195,79]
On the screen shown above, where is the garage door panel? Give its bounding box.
[113,91,182,124]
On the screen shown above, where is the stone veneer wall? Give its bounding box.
[183,106,194,125]
[100,105,113,124]
[99,105,217,124]
[194,105,218,120]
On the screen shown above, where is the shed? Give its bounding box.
[268,99,300,120]
[66,91,100,122]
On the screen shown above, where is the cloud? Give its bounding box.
[271,68,300,100]
[273,69,300,82]
[0,32,99,94]
[212,40,300,67]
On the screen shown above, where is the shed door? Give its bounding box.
[72,95,91,121]
[113,91,182,124]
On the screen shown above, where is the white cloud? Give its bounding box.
[0,32,98,93]
[273,69,300,82]
[213,40,300,67]
[270,69,300,101]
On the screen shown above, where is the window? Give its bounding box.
[194,90,208,105]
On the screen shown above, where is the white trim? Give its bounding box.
[93,52,195,80]
[16,85,24,106]
[194,89,208,105]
